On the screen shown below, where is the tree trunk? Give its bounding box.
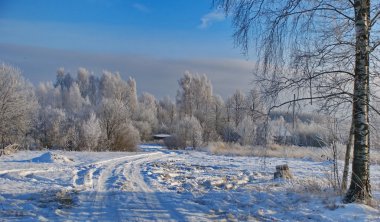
[344,0,372,203]
[342,118,354,192]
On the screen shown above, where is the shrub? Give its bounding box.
[221,125,241,143]
[111,123,140,151]
[163,135,182,149]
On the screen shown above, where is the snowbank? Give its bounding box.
[31,152,74,163]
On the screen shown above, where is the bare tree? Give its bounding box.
[226,90,246,128]
[215,0,379,203]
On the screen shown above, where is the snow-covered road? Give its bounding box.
[0,146,379,221]
[61,151,188,221]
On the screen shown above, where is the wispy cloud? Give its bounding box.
[199,9,225,29]
[133,3,150,13]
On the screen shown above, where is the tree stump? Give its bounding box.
[274,164,293,179]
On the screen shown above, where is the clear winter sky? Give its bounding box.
[0,0,255,98]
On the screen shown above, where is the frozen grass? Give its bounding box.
[205,142,343,161]
[205,142,380,164]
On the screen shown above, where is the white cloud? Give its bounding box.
[199,9,225,29]
[133,3,149,13]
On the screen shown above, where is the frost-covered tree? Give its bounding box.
[133,92,158,141]
[237,116,257,146]
[54,68,73,90]
[97,98,131,150]
[99,71,129,102]
[34,67,145,151]
[0,64,38,148]
[157,96,177,133]
[226,90,246,128]
[270,116,289,145]
[36,82,61,108]
[77,67,90,98]
[245,89,265,122]
[177,72,213,118]
[177,72,193,117]
[81,112,102,151]
[216,0,377,202]
[64,124,80,151]
[171,116,203,149]
[34,106,67,148]
[177,72,215,142]
[63,82,89,115]
[211,95,225,136]
[127,77,138,114]
[88,74,101,105]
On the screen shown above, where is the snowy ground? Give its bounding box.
[0,145,379,221]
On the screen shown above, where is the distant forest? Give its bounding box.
[0,64,357,151]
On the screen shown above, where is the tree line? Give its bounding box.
[0,64,334,152]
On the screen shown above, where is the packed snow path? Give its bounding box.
[0,146,379,221]
[60,151,188,221]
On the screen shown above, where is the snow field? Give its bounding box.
[0,148,379,221]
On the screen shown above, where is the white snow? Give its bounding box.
[30,152,74,163]
[0,147,379,221]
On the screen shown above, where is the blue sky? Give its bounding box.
[0,0,254,98]
[0,0,242,58]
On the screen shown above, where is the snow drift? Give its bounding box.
[31,152,74,163]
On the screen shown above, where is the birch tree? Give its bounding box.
[215,0,379,203]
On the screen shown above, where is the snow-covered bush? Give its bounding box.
[111,123,140,151]
[163,135,181,149]
[221,125,240,143]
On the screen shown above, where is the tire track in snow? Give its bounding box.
[115,153,185,221]
[71,152,160,189]
[61,151,184,221]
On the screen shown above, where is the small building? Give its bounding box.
[153,134,172,140]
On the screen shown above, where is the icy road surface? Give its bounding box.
[0,145,379,221]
